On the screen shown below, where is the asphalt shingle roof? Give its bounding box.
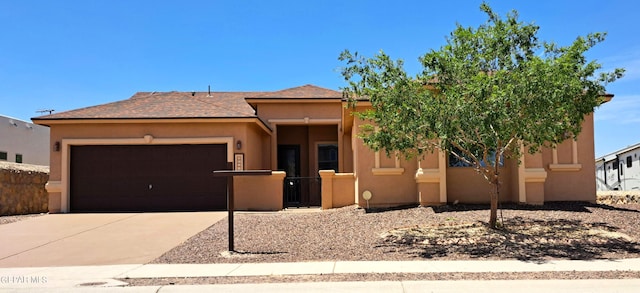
[32,85,341,120]
[246,84,342,99]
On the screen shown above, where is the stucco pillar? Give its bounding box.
[271,125,278,170]
[415,149,447,205]
[319,170,335,209]
[338,125,344,172]
[45,182,62,213]
[518,144,547,205]
[351,126,359,206]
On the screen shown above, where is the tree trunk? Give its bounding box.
[489,169,500,229]
[489,186,498,228]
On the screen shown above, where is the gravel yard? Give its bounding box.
[128,203,640,285]
[154,202,640,264]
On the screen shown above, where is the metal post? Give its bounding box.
[227,175,234,251]
[212,167,271,253]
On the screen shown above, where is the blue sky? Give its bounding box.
[1,0,638,157]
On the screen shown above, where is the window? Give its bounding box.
[620,163,624,176]
[627,156,633,168]
[15,154,23,164]
[0,151,6,161]
[448,150,503,168]
[318,144,338,172]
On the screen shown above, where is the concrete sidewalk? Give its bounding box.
[1,258,639,290]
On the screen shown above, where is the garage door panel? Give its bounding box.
[70,144,228,212]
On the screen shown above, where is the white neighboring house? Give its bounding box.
[0,115,50,166]
[596,142,640,191]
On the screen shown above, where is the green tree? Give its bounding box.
[339,2,623,228]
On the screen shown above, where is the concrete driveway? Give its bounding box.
[0,212,226,267]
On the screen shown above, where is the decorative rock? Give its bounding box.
[596,190,640,205]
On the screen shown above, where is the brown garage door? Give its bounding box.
[70,144,228,212]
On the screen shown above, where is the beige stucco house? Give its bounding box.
[32,84,602,213]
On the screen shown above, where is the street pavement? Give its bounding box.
[2,279,640,293]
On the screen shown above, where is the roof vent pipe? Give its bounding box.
[191,91,195,96]
[208,85,211,97]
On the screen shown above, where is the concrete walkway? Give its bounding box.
[1,259,639,291]
[0,212,226,267]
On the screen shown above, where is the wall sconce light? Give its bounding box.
[54,141,60,152]
[236,140,242,150]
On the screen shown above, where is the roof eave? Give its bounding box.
[31,116,272,132]
[599,93,614,104]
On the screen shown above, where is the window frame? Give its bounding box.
[317,143,339,173]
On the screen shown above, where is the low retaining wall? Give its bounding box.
[596,190,640,205]
[0,162,49,216]
[319,171,355,209]
[234,171,286,211]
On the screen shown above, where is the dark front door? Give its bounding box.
[278,145,301,206]
[278,145,300,178]
[70,144,228,212]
